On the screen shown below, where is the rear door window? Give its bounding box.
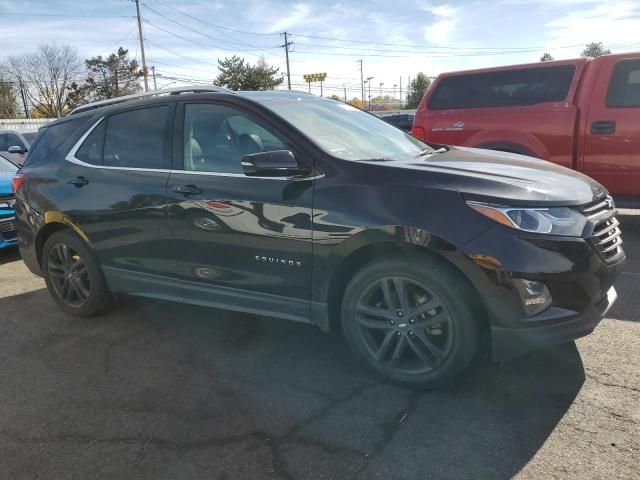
[606,59,640,108]
[428,65,576,110]
[103,106,170,169]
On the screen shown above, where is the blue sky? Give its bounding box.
[1,0,639,98]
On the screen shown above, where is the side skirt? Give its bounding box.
[103,266,319,326]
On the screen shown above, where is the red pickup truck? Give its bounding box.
[411,53,640,206]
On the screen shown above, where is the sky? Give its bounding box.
[1,0,639,99]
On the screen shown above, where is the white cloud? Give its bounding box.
[544,0,640,48]
[266,3,312,33]
[422,3,459,45]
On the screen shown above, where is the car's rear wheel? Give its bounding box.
[42,230,113,317]
[341,254,478,388]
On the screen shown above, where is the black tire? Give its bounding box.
[42,229,113,317]
[341,253,478,388]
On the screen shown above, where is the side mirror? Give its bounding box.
[241,150,307,177]
[8,145,25,154]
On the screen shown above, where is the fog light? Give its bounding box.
[513,279,552,317]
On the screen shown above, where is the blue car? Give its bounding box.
[0,154,18,249]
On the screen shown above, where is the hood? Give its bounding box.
[374,146,606,206]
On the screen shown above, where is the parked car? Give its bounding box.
[412,52,640,207]
[0,154,19,249]
[378,113,415,132]
[0,130,32,166]
[13,87,624,387]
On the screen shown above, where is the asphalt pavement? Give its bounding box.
[0,218,638,480]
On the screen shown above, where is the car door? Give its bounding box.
[61,104,175,283]
[583,57,640,197]
[166,101,315,322]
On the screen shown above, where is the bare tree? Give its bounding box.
[6,44,83,118]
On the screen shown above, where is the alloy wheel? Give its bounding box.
[47,243,91,308]
[354,276,453,375]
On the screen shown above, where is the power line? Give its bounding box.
[147,58,215,75]
[142,3,277,51]
[290,33,588,51]
[145,39,218,67]
[150,0,278,36]
[0,12,134,18]
[144,18,277,54]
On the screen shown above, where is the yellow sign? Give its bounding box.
[303,73,327,83]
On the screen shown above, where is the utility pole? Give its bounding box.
[379,82,383,98]
[151,66,157,90]
[135,0,149,91]
[343,84,347,102]
[358,59,364,108]
[366,76,373,110]
[320,80,323,97]
[280,32,293,90]
[18,81,29,119]
[399,77,402,104]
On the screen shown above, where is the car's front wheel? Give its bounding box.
[42,230,113,317]
[341,254,478,388]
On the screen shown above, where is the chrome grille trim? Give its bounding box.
[0,217,15,232]
[579,195,623,263]
[582,199,609,213]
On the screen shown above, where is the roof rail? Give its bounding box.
[69,85,235,115]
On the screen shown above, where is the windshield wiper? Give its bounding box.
[416,147,447,158]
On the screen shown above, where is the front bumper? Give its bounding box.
[491,286,617,361]
[0,216,18,249]
[455,223,625,362]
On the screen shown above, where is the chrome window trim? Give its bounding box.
[66,117,324,181]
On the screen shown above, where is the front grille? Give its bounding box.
[0,217,15,233]
[579,195,624,263]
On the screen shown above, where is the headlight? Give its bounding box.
[467,201,587,236]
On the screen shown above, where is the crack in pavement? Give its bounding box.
[351,390,423,478]
[0,382,384,480]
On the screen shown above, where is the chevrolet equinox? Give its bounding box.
[13,87,625,387]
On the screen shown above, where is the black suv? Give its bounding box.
[13,87,625,387]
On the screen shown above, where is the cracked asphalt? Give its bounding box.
[1,217,639,480]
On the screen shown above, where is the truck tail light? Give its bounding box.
[411,126,426,140]
[12,174,25,195]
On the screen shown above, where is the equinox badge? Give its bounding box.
[255,255,302,267]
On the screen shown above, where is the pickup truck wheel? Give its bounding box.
[341,255,477,388]
[42,230,113,317]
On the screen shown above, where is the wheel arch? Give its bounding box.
[35,221,84,268]
[324,241,490,343]
[463,129,549,160]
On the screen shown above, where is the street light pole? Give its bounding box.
[393,84,397,100]
[366,76,373,110]
[379,82,383,98]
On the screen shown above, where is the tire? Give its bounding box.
[341,254,478,388]
[42,229,113,317]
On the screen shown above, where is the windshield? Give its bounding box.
[261,98,431,161]
[0,155,18,173]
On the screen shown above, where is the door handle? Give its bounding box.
[172,184,202,196]
[67,176,89,187]
[591,120,616,135]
